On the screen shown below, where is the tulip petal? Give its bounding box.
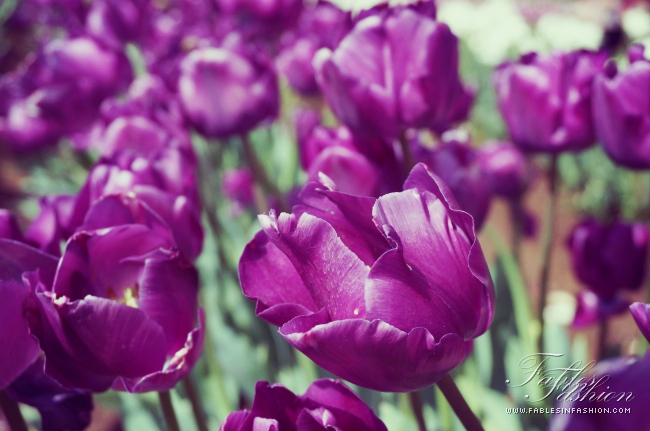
[259,212,367,320]
[239,230,318,327]
[280,316,471,392]
[0,239,59,287]
[630,302,650,343]
[0,280,40,389]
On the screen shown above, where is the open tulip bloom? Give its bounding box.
[239,163,495,392]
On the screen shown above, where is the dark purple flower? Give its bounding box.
[239,164,494,392]
[567,218,649,300]
[178,44,279,138]
[0,37,132,151]
[276,1,352,95]
[413,134,493,229]
[0,209,23,241]
[477,141,530,200]
[295,109,403,197]
[214,0,303,41]
[493,50,606,153]
[6,358,93,431]
[25,207,204,393]
[315,7,473,138]
[24,195,76,256]
[548,353,650,431]
[0,240,59,390]
[630,302,650,343]
[572,291,629,328]
[85,0,149,50]
[67,162,203,261]
[593,45,650,169]
[220,379,388,431]
[223,168,255,215]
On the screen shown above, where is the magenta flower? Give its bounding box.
[178,44,279,139]
[220,379,387,431]
[568,218,648,327]
[593,45,650,169]
[239,164,494,392]
[314,6,473,138]
[477,141,531,200]
[548,352,650,431]
[25,200,204,393]
[493,50,606,153]
[414,135,493,229]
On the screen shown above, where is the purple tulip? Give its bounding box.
[0,240,59,390]
[25,207,204,392]
[223,168,255,215]
[414,134,493,229]
[67,161,203,261]
[572,290,629,328]
[477,141,530,200]
[6,358,93,431]
[220,379,388,431]
[493,50,606,153]
[239,164,494,392]
[548,353,650,431]
[593,45,650,169]
[85,0,148,50]
[295,109,403,197]
[630,302,650,342]
[0,37,132,151]
[24,195,76,256]
[0,209,24,241]
[567,218,649,300]
[179,44,279,138]
[315,7,473,138]
[276,1,352,95]
[214,0,303,40]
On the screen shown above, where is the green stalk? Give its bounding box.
[158,391,180,431]
[437,375,485,431]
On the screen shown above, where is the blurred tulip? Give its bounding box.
[220,379,388,431]
[178,45,279,138]
[494,50,606,153]
[24,195,76,256]
[593,45,650,170]
[276,1,352,95]
[6,358,93,431]
[548,353,650,431]
[214,0,304,40]
[314,7,473,138]
[239,164,494,392]
[85,0,149,50]
[477,141,530,200]
[223,168,255,215]
[414,133,493,229]
[0,209,24,242]
[630,302,650,342]
[567,218,649,300]
[295,109,402,197]
[0,37,132,151]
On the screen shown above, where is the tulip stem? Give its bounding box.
[183,376,209,431]
[158,391,180,431]
[0,391,28,431]
[241,134,288,212]
[598,318,609,360]
[409,391,427,431]
[437,375,485,431]
[399,130,415,172]
[511,198,525,262]
[537,155,559,353]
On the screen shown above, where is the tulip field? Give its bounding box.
[1,0,650,430]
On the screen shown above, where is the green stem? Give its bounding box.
[437,375,485,431]
[409,391,427,431]
[537,155,559,353]
[241,134,288,212]
[399,130,415,173]
[158,391,180,431]
[0,391,28,431]
[182,376,209,431]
